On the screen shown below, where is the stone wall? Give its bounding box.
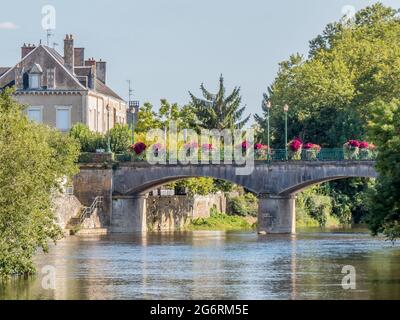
[73,167,113,226]
[147,193,226,232]
[53,193,82,229]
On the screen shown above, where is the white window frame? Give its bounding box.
[29,74,41,89]
[55,106,72,132]
[27,106,43,123]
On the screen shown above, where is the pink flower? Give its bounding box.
[348,140,360,148]
[289,138,303,152]
[152,143,164,151]
[254,143,263,150]
[304,143,321,151]
[242,141,251,149]
[359,141,369,149]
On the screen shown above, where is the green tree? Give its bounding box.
[256,3,400,147]
[0,88,80,277]
[174,178,217,196]
[189,75,250,131]
[135,102,162,133]
[254,3,400,227]
[106,124,132,153]
[366,99,400,241]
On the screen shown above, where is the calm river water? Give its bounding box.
[1,229,400,300]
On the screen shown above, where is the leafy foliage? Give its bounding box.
[189,75,250,131]
[0,88,80,277]
[69,123,106,152]
[254,3,400,228]
[106,124,132,153]
[366,99,400,240]
[227,193,258,217]
[188,210,253,231]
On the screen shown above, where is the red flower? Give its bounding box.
[131,142,147,155]
[289,138,303,152]
[359,141,369,149]
[348,140,360,148]
[304,143,321,151]
[242,141,251,149]
[254,143,263,150]
[303,143,314,150]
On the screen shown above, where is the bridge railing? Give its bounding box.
[110,148,377,163]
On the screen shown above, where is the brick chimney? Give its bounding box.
[85,58,97,89]
[21,43,36,59]
[64,34,74,73]
[96,59,107,84]
[74,48,85,66]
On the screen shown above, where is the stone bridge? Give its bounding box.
[74,161,377,235]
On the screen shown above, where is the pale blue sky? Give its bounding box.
[0,0,399,124]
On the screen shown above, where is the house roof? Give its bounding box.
[44,46,65,65]
[0,44,126,103]
[94,78,124,101]
[0,67,10,77]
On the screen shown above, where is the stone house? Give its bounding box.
[0,34,127,133]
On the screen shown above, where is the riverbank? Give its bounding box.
[186,212,257,231]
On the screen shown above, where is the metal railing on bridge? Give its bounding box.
[111,148,377,163]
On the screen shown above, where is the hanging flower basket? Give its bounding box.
[130,142,147,161]
[343,140,360,160]
[254,143,271,160]
[358,141,376,160]
[288,138,303,160]
[302,143,321,161]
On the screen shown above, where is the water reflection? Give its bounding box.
[1,230,400,300]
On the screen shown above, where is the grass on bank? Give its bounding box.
[187,212,256,231]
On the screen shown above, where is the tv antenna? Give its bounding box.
[46,29,54,46]
[127,80,134,103]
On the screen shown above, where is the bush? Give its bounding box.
[106,124,132,153]
[227,193,258,217]
[69,123,106,152]
[188,211,252,231]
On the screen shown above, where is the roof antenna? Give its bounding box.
[127,80,134,104]
[46,29,54,46]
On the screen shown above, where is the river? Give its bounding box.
[1,228,400,300]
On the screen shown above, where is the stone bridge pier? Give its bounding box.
[111,194,148,233]
[257,194,296,234]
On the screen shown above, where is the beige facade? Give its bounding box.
[0,35,127,133]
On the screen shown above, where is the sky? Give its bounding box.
[0,0,399,125]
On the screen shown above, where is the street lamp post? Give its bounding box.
[130,107,136,145]
[265,100,272,161]
[284,104,289,160]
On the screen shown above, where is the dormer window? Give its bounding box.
[28,63,43,89]
[29,74,40,89]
